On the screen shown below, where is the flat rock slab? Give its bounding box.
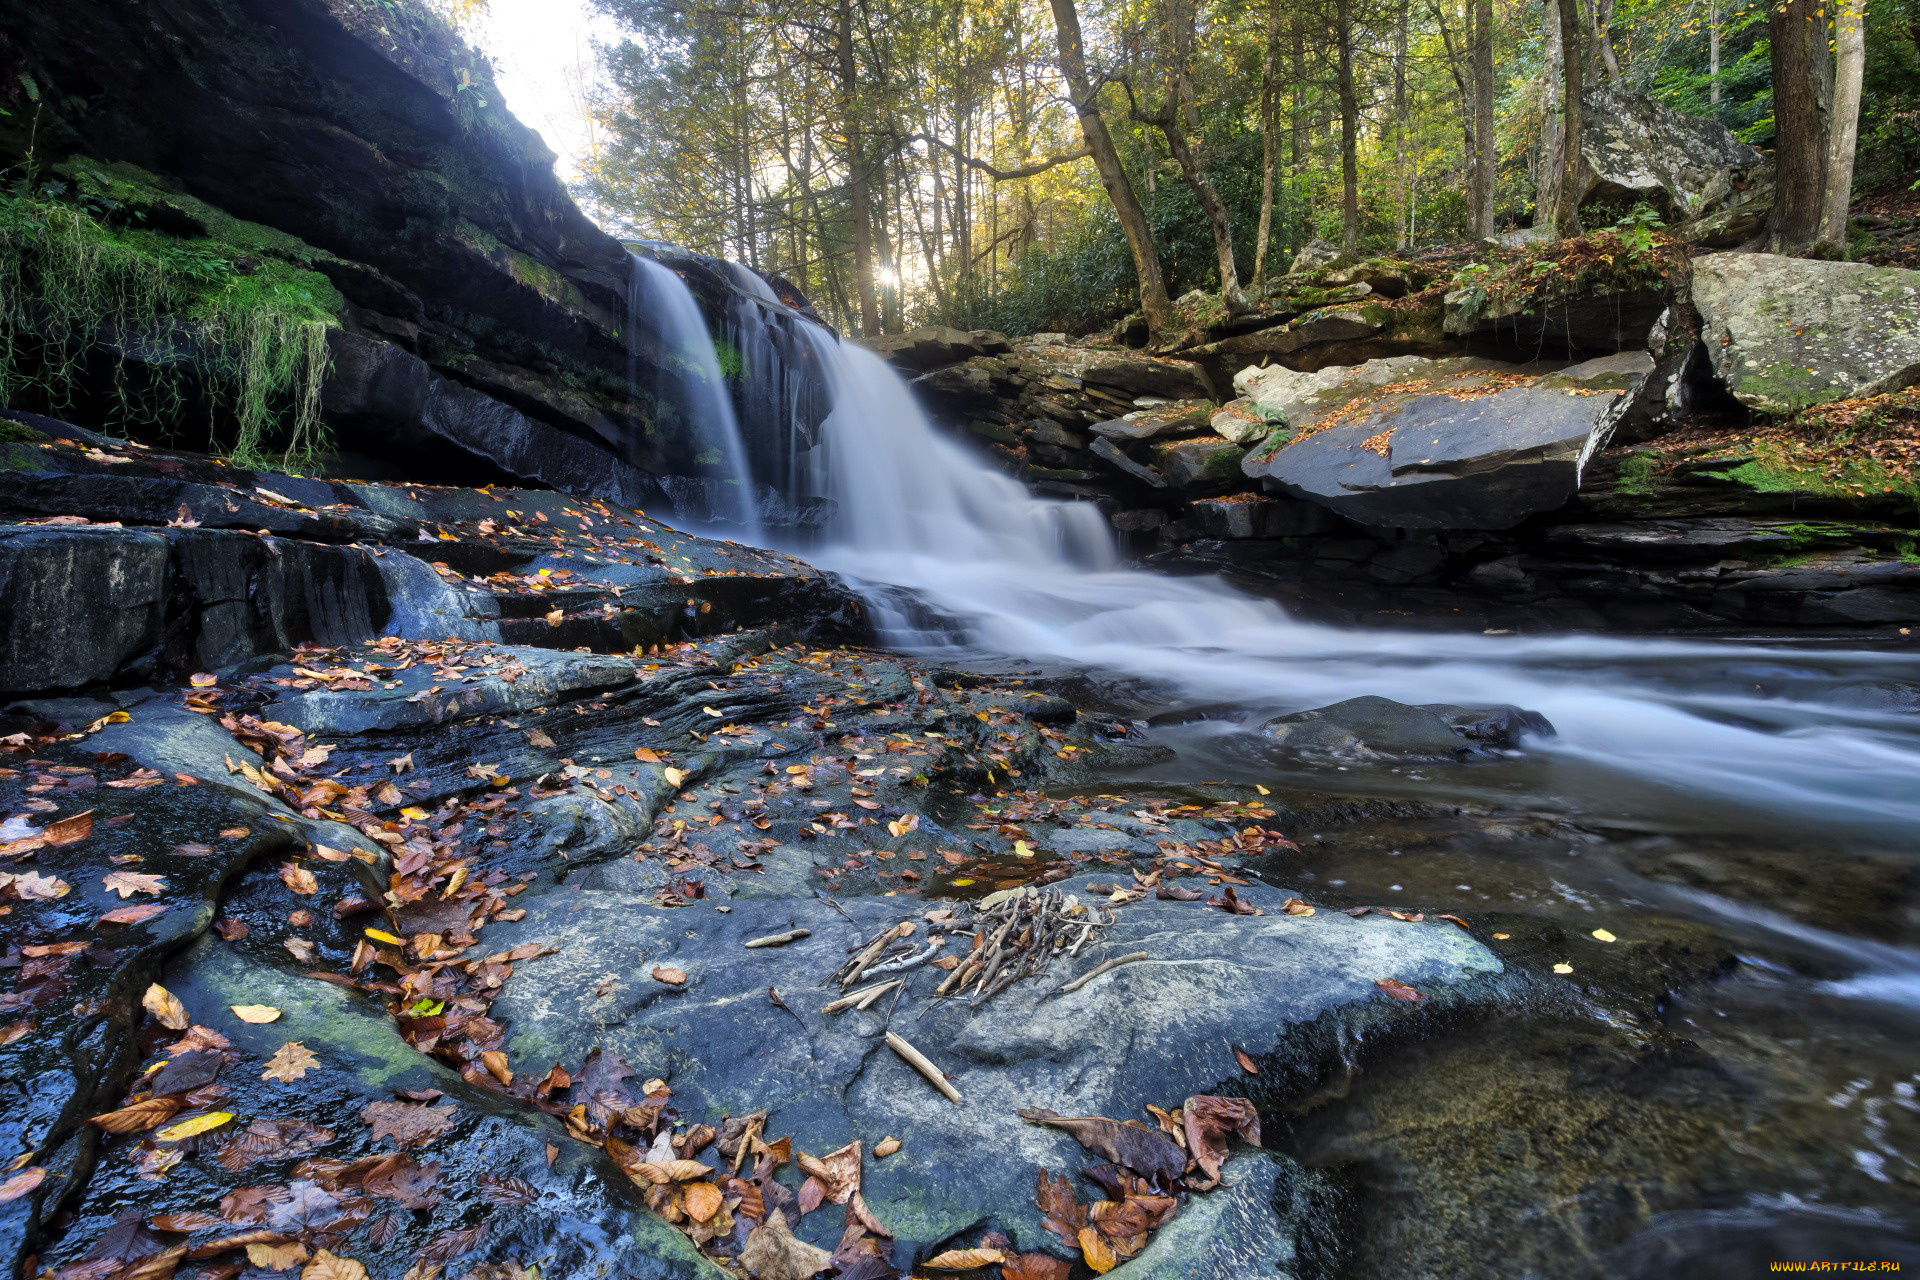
[1241,355,1646,530]
[1089,400,1215,442]
[487,874,1500,1256]
[1692,253,1920,414]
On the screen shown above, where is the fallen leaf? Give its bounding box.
[362,1099,457,1148]
[100,903,167,925]
[189,673,219,688]
[1003,1253,1074,1280]
[1079,1224,1118,1274]
[217,1118,334,1172]
[143,983,190,1030]
[41,810,94,846]
[1182,1094,1262,1185]
[1375,979,1423,1003]
[156,1111,234,1141]
[279,863,318,895]
[738,1209,832,1280]
[923,1246,1007,1269]
[263,1041,320,1083]
[795,1140,861,1204]
[651,965,687,985]
[1035,1169,1087,1247]
[232,1004,283,1023]
[1591,928,1617,943]
[248,1242,310,1270]
[0,1167,46,1202]
[1233,1047,1258,1075]
[102,870,167,899]
[1018,1110,1185,1184]
[872,1136,901,1159]
[684,1179,724,1222]
[302,1250,370,1280]
[662,767,687,790]
[1553,962,1574,974]
[88,1097,182,1135]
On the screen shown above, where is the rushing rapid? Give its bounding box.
[643,276,1920,842]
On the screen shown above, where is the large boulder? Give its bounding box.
[1691,253,1920,414]
[1235,355,1519,431]
[858,326,1013,373]
[1260,695,1554,761]
[1576,84,1771,231]
[1089,399,1215,442]
[1240,353,1649,529]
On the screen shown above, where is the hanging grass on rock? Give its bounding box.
[0,186,338,468]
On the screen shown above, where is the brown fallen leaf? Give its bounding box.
[42,810,94,846]
[481,1050,512,1085]
[1375,978,1424,1002]
[1232,1046,1259,1075]
[143,983,190,1030]
[651,965,687,985]
[1003,1253,1074,1280]
[279,863,319,895]
[683,1179,724,1222]
[1034,1169,1086,1248]
[100,902,168,926]
[795,1140,861,1204]
[633,747,660,762]
[872,1136,901,1159]
[922,1246,1007,1269]
[102,871,167,899]
[0,1167,46,1202]
[1154,882,1202,901]
[89,1097,182,1135]
[1182,1094,1262,1185]
[231,1004,282,1023]
[362,1099,458,1148]
[263,1041,320,1083]
[1018,1110,1186,1185]
[739,1209,832,1280]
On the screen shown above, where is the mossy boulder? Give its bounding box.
[1691,253,1920,415]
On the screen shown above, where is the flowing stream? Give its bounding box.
[646,274,1920,1273]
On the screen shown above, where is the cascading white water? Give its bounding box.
[777,328,1920,839]
[626,252,763,538]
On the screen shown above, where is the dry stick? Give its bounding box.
[745,928,811,949]
[822,978,900,1014]
[1056,951,1151,994]
[886,1031,962,1104]
[853,979,898,1011]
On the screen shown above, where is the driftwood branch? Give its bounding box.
[887,1031,962,1103]
[1057,950,1150,994]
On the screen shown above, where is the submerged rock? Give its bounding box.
[1239,353,1647,530]
[1260,695,1554,760]
[1691,253,1920,414]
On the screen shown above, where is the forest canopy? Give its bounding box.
[574,0,1919,336]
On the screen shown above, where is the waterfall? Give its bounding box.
[625,252,763,539]
[669,286,1920,838]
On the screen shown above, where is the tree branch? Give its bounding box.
[904,132,1090,181]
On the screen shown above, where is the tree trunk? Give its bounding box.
[1708,0,1721,106]
[1252,0,1284,291]
[1472,0,1496,236]
[1394,0,1410,248]
[1815,0,1866,255]
[836,0,880,335]
[1550,0,1585,237]
[1049,0,1173,332]
[1589,0,1622,85]
[1290,6,1310,243]
[1158,0,1248,309]
[1769,0,1827,252]
[1336,0,1360,252]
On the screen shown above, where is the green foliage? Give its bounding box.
[0,184,338,468]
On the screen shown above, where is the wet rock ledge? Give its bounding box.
[0,417,1519,1279]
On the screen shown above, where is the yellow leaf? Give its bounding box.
[247,1242,309,1270]
[1255,784,1271,795]
[1079,1226,1118,1274]
[633,747,661,763]
[924,1247,1007,1269]
[1591,928,1617,943]
[1552,963,1574,975]
[301,1250,370,1280]
[365,928,406,946]
[231,1004,282,1024]
[950,878,975,887]
[156,1111,234,1141]
[1013,840,1034,858]
[400,806,429,821]
[142,983,190,1031]
[662,767,687,789]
